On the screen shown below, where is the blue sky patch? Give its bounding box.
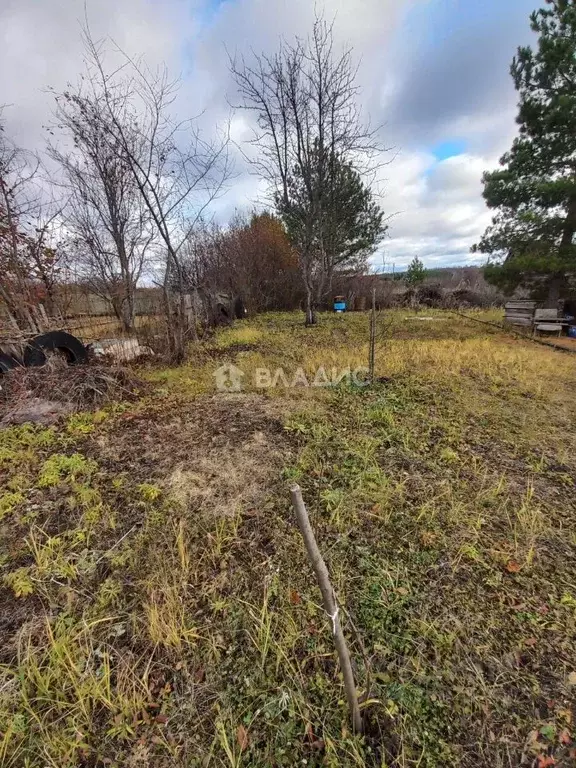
[432,139,467,161]
[200,0,228,25]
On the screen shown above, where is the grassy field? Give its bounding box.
[1,309,575,767]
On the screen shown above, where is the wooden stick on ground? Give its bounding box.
[290,483,363,734]
[369,287,376,383]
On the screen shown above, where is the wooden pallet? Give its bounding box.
[504,300,537,327]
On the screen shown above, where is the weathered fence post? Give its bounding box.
[369,286,376,383]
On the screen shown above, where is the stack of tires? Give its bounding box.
[0,331,88,374]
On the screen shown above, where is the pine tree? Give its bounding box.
[474,0,576,303]
[406,256,426,286]
[277,149,385,304]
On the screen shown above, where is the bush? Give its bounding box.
[401,284,444,308]
[445,288,491,309]
[417,284,444,307]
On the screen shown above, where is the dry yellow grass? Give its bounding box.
[1,309,576,767]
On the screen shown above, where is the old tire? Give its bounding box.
[0,353,21,374]
[23,331,88,368]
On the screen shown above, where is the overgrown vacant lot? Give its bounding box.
[1,310,575,767]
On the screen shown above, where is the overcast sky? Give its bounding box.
[0,0,539,270]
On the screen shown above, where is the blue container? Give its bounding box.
[568,326,576,338]
[334,300,346,313]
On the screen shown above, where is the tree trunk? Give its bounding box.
[120,298,135,333]
[549,193,576,306]
[109,295,134,333]
[305,285,316,326]
[43,288,57,319]
[183,292,199,342]
[163,288,186,363]
[545,274,564,308]
[162,249,187,363]
[559,195,576,253]
[162,280,177,358]
[173,319,185,363]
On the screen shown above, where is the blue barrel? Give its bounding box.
[333,296,346,313]
[568,326,576,338]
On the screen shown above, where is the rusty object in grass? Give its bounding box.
[289,483,363,734]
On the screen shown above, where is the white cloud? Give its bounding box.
[374,151,498,269]
[0,0,194,148]
[0,0,530,269]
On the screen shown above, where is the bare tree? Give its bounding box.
[0,113,66,328]
[230,17,386,324]
[25,198,68,317]
[79,32,232,361]
[50,86,153,332]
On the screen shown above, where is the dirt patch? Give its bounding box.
[1,397,75,427]
[95,393,292,515]
[547,335,576,350]
[0,590,45,664]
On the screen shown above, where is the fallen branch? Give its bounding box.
[290,483,363,734]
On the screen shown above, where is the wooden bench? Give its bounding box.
[533,309,568,337]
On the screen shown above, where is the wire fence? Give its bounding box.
[0,282,243,364]
[0,297,171,365]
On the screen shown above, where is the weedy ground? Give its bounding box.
[0,309,575,767]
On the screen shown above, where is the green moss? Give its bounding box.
[137,482,161,502]
[0,491,25,520]
[38,453,98,487]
